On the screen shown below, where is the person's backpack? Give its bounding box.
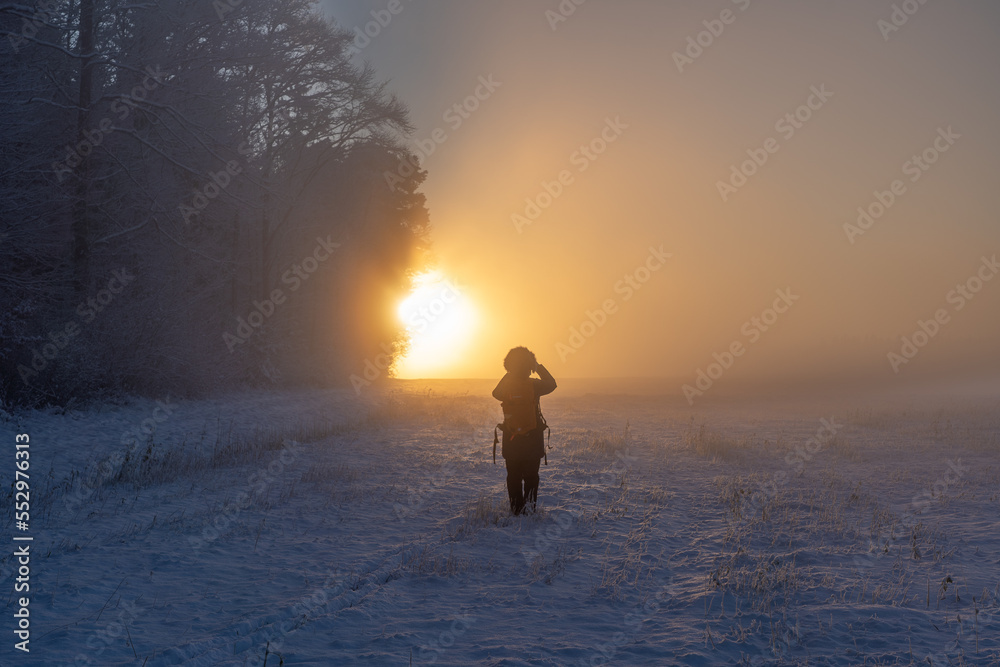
[500,377,537,437]
[493,377,549,465]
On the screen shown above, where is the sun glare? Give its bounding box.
[395,270,477,378]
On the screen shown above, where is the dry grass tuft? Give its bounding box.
[365,390,497,430]
[587,422,631,456]
[448,492,514,539]
[404,545,469,577]
[686,424,758,463]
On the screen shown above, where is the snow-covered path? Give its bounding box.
[2,382,999,665]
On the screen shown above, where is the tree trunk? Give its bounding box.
[259,198,269,302]
[71,0,95,297]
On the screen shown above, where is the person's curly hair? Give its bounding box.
[503,346,536,375]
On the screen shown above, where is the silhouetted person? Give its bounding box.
[492,347,556,515]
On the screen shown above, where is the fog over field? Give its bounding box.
[323,0,1000,385]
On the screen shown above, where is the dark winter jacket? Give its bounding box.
[492,365,556,461]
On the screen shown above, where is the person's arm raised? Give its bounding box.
[534,363,557,396]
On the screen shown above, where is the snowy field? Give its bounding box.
[2,380,999,666]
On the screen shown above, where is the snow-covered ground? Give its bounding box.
[2,380,999,665]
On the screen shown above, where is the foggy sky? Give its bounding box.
[323,0,1000,386]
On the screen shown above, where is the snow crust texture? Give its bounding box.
[2,382,999,666]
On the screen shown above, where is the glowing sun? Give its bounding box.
[395,270,477,378]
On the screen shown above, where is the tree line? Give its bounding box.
[0,0,428,406]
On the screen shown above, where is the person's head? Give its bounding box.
[503,346,536,378]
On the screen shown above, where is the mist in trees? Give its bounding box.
[0,0,429,406]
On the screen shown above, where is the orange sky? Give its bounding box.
[326,0,1000,386]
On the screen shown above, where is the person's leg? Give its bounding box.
[506,460,525,515]
[524,457,541,512]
